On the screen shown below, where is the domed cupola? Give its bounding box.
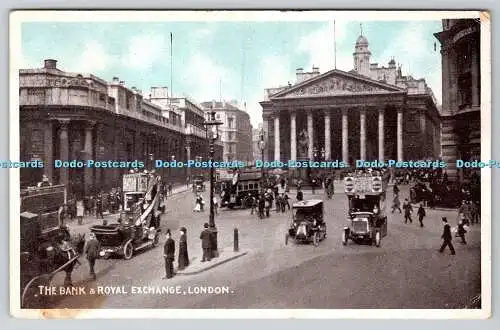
[353,31,371,77]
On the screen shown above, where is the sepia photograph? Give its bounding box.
[9,10,490,318]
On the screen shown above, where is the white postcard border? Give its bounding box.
[9,10,491,319]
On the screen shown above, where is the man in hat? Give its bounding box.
[417,203,426,227]
[84,233,100,280]
[163,229,175,279]
[457,220,468,244]
[37,174,52,188]
[402,198,413,223]
[178,227,189,270]
[200,223,212,262]
[439,217,456,255]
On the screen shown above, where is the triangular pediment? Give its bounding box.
[270,69,405,99]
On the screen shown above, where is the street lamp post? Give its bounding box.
[149,153,154,172]
[204,111,223,257]
[258,128,266,186]
[170,155,175,182]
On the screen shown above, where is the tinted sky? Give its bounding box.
[21,20,442,127]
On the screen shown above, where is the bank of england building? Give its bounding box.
[19,60,222,196]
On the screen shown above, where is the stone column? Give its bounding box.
[58,119,70,188]
[307,110,313,160]
[342,108,349,165]
[43,120,54,181]
[262,115,269,162]
[471,41,480,107]
[84,121,96,196]
[274,114,280,161]
[359,108,366,160]
[420,112,427,158]
[324,110,331,160]
[378,109,385,162]
[290,111,297,161]
[397,109,403,162]
[441,47,451,112]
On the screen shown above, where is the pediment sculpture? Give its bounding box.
[281,76,388,98]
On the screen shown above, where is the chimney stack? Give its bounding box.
[312,66,319,73]
[296,68,304,74]
[44,59,57,69]
[119,81,125,86]
[112,77,120,83]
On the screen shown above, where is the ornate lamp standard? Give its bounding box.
[149,153,154,172]
[203,111,223,257]
[258,127,266,184]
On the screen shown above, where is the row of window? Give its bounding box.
[237,182,260,191]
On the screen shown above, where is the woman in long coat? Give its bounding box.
[178,227,189,270]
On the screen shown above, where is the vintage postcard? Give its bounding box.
[9,10,491,318]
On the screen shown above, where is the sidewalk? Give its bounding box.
[175,248,248,275]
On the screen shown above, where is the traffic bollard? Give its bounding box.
[234,228,239,252]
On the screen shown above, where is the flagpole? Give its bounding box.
[170,32,173,100]
[334,20,337,69]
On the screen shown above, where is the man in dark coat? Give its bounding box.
[258,193,265,218]
[439,217,456,255]
[163,229,175,279]
[178,227,189,270]
[96,194,104,219]
[200,223,212,262]
[403,198,413,223]
[417,203,426,227]
[393,184,400,196]
[84,233,100,280]
[457,220,467,244]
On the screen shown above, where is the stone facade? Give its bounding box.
[200,101,254,163]
[260,35,441,172]
[434,19,481,182]
[19,59,222,196]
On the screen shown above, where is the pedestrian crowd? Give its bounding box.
[389,178,476,257]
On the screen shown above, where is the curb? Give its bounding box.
[176,251,249,276]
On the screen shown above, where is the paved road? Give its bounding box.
[46,185,481,309]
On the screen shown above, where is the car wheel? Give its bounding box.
[123,241,134,260]
[313,232,319,247]
[341,231,347,245]
[375,231,381,247]
[152,233,159,247]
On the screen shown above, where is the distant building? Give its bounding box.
[201,100,253,163]
[148,87,214,178]
[261,33,441,175]
[19,59,222,195]
[434,19,481,182]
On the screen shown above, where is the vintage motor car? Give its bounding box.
[285,199,327,246]
[91,173,162,259]
[192,175,206,193]
[342,172,389,247]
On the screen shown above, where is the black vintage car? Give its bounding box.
[342,194,388,247]
[91,179,162,260]
[285,200,327,246]
[192,175,206,193]
[410,182,433,204]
